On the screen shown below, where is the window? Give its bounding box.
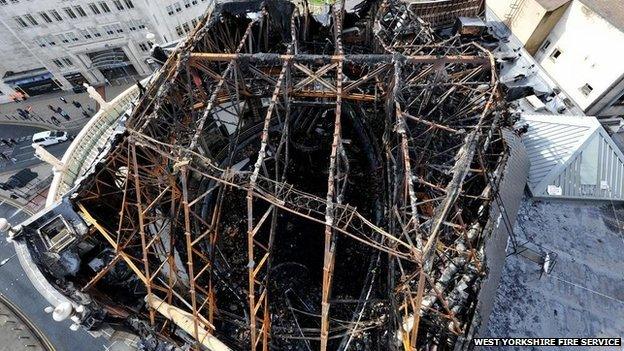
[183,0,190,8]
[103,25,115,35]
[39,12,52,23]
[138,42,150,52]
[166,5,174,15]
[50,9,63,21]
[52,59,64,68]
[191,18,198,27]
[88,3,101,14]
[192,0,197,4]
[62,57,74,66]
[123,0,134,8]
[66,32,79,42]
[0,0,7,5]
[99,1,111,13]
[47,35,57,46]
[540,40,551,52]
[127,20,145,31]
[24,14,38,25]
[174,2,181,12]
[14,16,28,28]
[89,27,102,37]
[63,7,77,19]
[113,23,123,33]
[80,29,92,39]
[580,84,593,96]
[74,5,88,17]
[175,25,183,36]
[614,93,624,107]
[34,37,47,47]
[182,22,190,33]
[550,48,562,60]
[57,33,70,43]
[112,0,124,10]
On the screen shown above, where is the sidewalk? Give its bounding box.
[0,161,53,213]
[0,81,136,131]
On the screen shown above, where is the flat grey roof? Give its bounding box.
[485,199,624,340]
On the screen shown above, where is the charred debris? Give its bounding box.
[13,0,523,349]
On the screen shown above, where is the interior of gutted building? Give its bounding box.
[11,0,528,350]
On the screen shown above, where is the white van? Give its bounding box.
[32,131,69,147]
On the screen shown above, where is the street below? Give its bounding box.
[0,200,107,350]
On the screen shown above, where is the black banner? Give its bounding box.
[473,338,622,347]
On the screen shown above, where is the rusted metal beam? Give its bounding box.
[190,53,490,65]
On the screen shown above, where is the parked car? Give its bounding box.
[31,130,68,147]
[0,168,37,190]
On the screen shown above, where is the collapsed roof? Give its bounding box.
[13,0,524,349]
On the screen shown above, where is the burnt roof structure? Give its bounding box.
[9,0,528,349]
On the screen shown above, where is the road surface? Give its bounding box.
[0,125,82,174]
[0,200,108,350]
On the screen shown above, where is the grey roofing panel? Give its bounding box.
[520,114,624,200]
[519,114,596,195]
[578,0,624,32]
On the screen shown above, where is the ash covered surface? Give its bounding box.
[486,199,624,348]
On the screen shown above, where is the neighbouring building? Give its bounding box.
[488,0,571,54]
[0,0,214,103]
[489,0,624,118]
[534,0,624,118]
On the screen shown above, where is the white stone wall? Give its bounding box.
[0,0,213,97]
[487,0,547,45]
[534,1,624,115]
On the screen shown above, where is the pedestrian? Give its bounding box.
[72,100,82,108]
[56,106,62,114]
[82,110,90,119]
[60,96,68,103]
[48,104,56,112]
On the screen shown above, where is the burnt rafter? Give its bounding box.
[18,0,515,350]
